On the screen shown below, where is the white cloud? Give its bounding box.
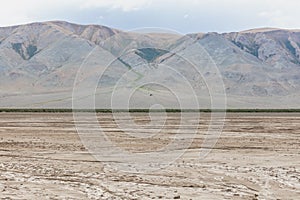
[0,0,152,26]
[79,0,151,12]
[0,0,300,31]
[256,0,300,28]
[0,0,76,26]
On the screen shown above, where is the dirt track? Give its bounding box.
[0,112,299,199]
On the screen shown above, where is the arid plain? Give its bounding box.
[0,112,299,199]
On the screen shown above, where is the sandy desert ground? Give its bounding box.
[0,112,299,199]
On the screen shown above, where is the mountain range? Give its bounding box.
[1,21,300,108]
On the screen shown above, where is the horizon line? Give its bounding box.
[1,20,300,35]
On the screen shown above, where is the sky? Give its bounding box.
[0,0,299,33]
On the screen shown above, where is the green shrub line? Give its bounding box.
[1,108,300,113]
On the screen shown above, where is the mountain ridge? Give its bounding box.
[3,20,300,34]
[0,21,300,108]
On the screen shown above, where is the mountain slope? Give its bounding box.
[0,21,300,108]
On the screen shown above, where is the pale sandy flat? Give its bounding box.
[0,112,299,199]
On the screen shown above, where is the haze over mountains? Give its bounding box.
[0,21,300,108]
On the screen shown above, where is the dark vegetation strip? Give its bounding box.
[1,108,300,113]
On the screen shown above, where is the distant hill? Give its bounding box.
[1,21,300,108]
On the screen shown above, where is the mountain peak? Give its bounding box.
[240,27,300,33]
[1,21,300,108]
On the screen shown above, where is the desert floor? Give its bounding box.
[0,112,299,200]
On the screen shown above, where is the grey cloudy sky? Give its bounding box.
[0,0,299,33]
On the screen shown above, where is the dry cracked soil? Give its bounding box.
[0,112,299,199]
